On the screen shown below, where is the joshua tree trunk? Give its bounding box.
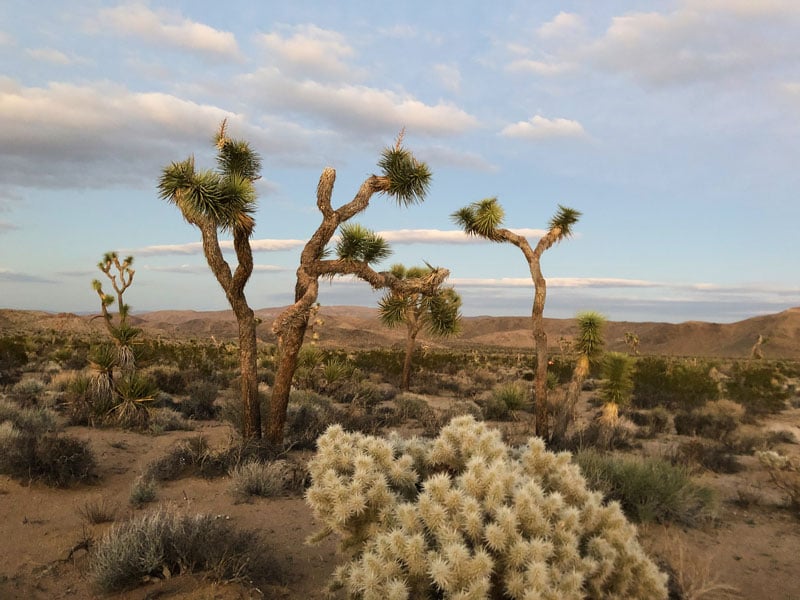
[401,320,421,391]
[198,220,261,439]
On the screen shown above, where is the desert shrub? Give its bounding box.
[757,451,800,515]
[394,393,435,421]
[480,382,529,421]
[0,399,58,434]
[79,498,117,524]
[0,425,97,487]
[146,365,189,395]
[548,356,576,384]
[180,380,219,420]
[11,378,46,406]
[674,439,742,474]
[284,391,336,450]
[129,476,157,507]
[0,335,28,385]
[306,416,668,599]
[726,363,789,416]
[91,506,274,592]
[144,435,225,481]
[219,390,269,436]
[575,450,717,526]
[559,418,639,453]
[633,358,719,410]
[148,408,193,433]
[628,407,671,438]
[229,460,289,501]
[674,399,743,440]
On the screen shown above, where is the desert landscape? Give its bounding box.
[1,305,799,599]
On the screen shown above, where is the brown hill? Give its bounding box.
[1,306,799,359]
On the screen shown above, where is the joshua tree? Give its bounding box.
[268,137,449,447]
[378,263,462,390]
[750,334,766,360]
[92,252,139,372]
[158,121,262,439]
[624,331,640,356]
[451,198,580,439]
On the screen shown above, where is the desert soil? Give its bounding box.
[2,407,800,600]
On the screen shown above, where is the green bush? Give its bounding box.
[575,450,717,526]
[674,399,743,440]
[674,439,742,474]
[91,507,274,592]
[632,358,719,410]
[0,335,28,385]
[726,363,789,416]
[306,416,668,599]
[480,382,529,420]
[628,407,671,438]
[180,380,219,420]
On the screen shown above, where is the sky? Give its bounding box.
[1,1,799,324]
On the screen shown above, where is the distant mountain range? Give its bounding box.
[1,306,799,359]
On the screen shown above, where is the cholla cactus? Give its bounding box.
[306,416,668,599]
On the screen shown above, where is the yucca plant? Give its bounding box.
[112,373,156,429]
[599,351,634,425]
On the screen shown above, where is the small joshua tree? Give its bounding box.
[88,252,153,427]
[268,134,450,447]
[92,252,139,372]
[624,331,640,356]
[306,415,668,599]
[378,263,462,390]
[452,199,580,439]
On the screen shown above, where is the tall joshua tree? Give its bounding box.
[158,121,262,439]
[452,198,580,439]
[378,264,462,390]
[268,137,449,446]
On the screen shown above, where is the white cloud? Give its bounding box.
[93,4,241,61]
[135,239,306,256]
[144,263,287,274]
[0,220,18,233]
[452,277,659,288]
[537,12,585,39]
[241,68,479,136]
[432,64,462,93]
[500,115,586,140]
[0,268,54,283]
[506,59,573,76]
[25,47,72,65]
[376,229,546,244]
[585,3,800,88]
[258,25,356,81]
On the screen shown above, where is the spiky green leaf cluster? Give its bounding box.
[158,123,260,234]
[599,352,635,408]
[575,311,606,360]
[548,205,582,239]
[306,416,668,599]
[336,223,392,264]
[377,146,432,206]
[451,198,506,242]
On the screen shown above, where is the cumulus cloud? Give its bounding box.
[25,47,73,64]
[258,25,357,81]
[506,59,573,76]
[537,12,586,39]
[92,4,241,61]
[134,238,306,257]
[239,67,479,136]
[585,2,800,88]
[500,115,586,140]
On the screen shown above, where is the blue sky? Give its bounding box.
[1,1,798,324]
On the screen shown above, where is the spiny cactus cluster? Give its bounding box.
[306,415,668,599]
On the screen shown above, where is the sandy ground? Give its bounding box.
[1,410,800,599]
